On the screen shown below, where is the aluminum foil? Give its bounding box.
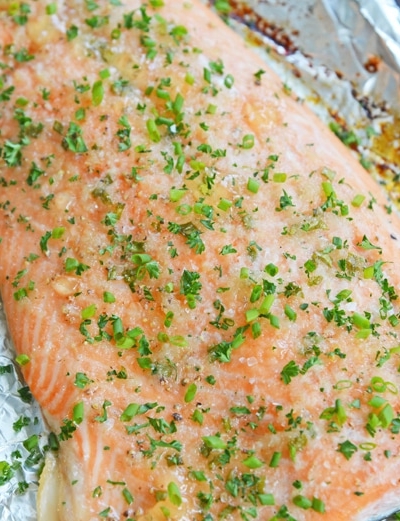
[229,0,400,108]
[0,300,47,521]
[1,1,400,520]
[213,0,400,208]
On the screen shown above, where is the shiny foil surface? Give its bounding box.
[0,301,47,521]
[228,0,400,107]
[1,1,400,519]
[210,0,400,209]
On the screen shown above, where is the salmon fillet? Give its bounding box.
[0,1,400,520]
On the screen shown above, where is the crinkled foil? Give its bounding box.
[0,300,47,521]
[212,0,400,209]
[226,0,400,106]
[1,1,400,520]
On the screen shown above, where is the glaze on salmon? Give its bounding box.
[0,1,400,520]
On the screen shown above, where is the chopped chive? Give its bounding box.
[189,159,205,170]
[312,497,325,513]
[258,493,275,506]
[23,434,39,451]
[122,487,134,505]
[203,67,212,83]
[15,354,30,366]
[251,321,262,338]
[176,154,185,173]
[368,395,387,408]
[164,311,174,327]
[184,383,197,403]
[190,470,207,481]
[120,403,139,422]
[284,304,297,322]
[202,435,226,450]
[246,308,260,323]
[242,454,264,468]
[273,173,287,183]
[92,80,104,106]
[156,116,174,127]
[164,282,174,293]
[363,266,374,279]
[378,404,394,428]
[192,408,203,424]
[333,379,353,390]
[176,203,191,215]
[293,495,312,509]
[247,178,260,194]
[259,294,275,314]
[322,181,334,197]
[304,259,317,273]
[167,481,182,507]
[269,451,281,468]
[240,267,249,279]
[355,328,371,339]
[81,304,97,319]
[111,28,121,39]
[169,188,186,202]
[367,412,380,433]
[92,486,102,498]
[241,134,254,149]
[156,88,170,100]
[146,119,161,143]
[214,0,231,14]
[73,401,84,424]
[217,198,232,211]
[269,314,280,329]
[359,442,376,451]
[352,312,370,330]
[46,3,57,14]
[351,194,365,207]
[370,376,386,392]
[99,68,110,79]
[158,332,169,343]
[206,103,217,114]
[75,107,86,120]
[265,263,278,276]
[232,332,245,349]
[385,381,398,394]
[173,93,184,114]
[168,335,187,347]
[224,74,234,88]
[185,73,195,85]
[103,291,116,303]
[150,0,165,8]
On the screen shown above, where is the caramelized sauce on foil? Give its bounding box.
[211,0,400,210]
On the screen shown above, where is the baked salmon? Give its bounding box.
[0,1,400,520]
